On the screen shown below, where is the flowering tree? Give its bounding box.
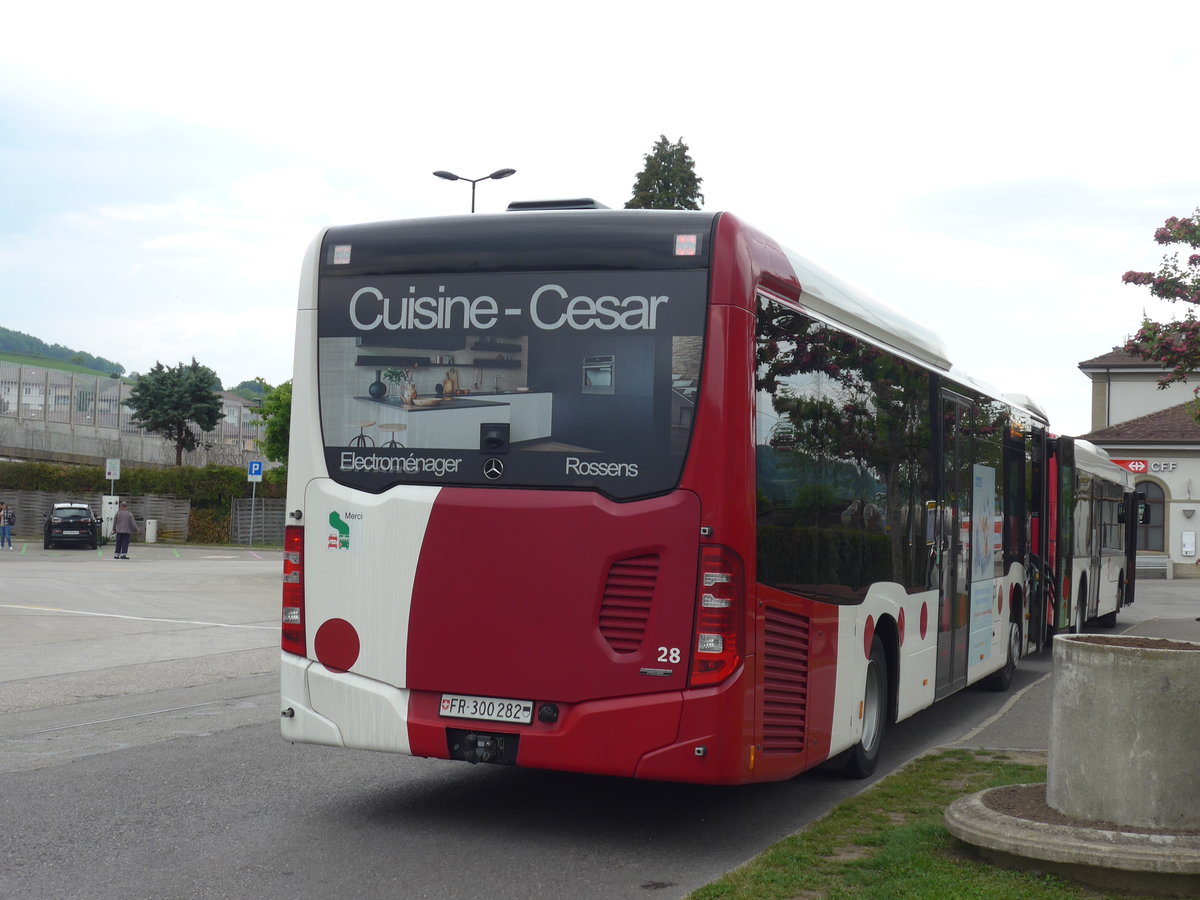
[1123,209,1200,388]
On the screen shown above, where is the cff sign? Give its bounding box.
[1114,459,1178,474]
[1113,459,1148,473]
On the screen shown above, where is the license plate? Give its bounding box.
[64,530,80,535]
[439,693,534,725]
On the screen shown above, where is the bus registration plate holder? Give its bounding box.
[439,693,534,725]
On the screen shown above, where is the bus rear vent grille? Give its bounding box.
[762,606,811,755]
[598,554,659,653]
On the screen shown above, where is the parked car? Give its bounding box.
[44,503,100,549]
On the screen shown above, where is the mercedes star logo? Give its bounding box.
[483,458,505,480]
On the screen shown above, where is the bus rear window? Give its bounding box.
[316,270,708,500]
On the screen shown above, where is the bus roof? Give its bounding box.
[779,245,953,373]
[1074,439,1133,487]
[318,209,717,276]
[1001,393,1051,425]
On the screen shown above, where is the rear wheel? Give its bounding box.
[1074,581,1088,634]
[844,636,888,778]
[1096,576,1121,629]
[984,619,1020,691]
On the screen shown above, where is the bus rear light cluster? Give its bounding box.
[690,545,744,687]
[282,525,306,657]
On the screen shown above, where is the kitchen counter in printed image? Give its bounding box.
[355,392,552,449]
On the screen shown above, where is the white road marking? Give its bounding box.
[0,603,276,630]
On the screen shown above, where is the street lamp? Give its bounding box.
[433,168,516,213]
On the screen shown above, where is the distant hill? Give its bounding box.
[0,350,129,379]
[0,326,125,376]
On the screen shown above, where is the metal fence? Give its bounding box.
[0,489,191,543]
[230,497,287,546]
[0,362,266,449]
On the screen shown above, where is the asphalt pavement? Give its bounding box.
[953,578,1200,752]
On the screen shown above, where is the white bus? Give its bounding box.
[1059,439,1137,630]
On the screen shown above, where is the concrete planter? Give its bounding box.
[1047,634,1200,829]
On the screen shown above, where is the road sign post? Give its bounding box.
[105,458,121,496]
[247,461,263,546]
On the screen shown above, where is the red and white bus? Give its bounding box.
[281,206,1087,784]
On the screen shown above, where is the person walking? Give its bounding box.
[0,502,12,550]
[113,501,140,559]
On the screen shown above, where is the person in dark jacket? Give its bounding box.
[113,501,140,559]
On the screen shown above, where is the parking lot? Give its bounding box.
[0,544,280,772]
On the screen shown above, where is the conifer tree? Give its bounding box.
[625,135,704,210]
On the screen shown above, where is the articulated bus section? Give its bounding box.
[281,207,1134,785]
[1048,438,1139,635]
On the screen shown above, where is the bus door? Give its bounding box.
[1123,490,1144,607]
[935,392,973,699]
[1051,437,1075,633]
[1026,426,1048,649]
[1078,472,1099,626]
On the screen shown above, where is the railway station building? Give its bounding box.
[1079,347,1200,580]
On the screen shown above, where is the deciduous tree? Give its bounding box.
[258,380,292,467]
[123,359,225,465]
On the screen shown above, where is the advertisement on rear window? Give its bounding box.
[317,271,707,499]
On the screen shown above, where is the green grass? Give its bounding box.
[688,749,1156,900]
[0,350,124,379]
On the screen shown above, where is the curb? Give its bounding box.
[946,784,1200,897]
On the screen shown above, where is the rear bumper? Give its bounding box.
[46,531,97,544]
[280,652,411,752]
[281,653,753,782]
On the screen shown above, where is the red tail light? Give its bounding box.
[689,545,744,687]
[282,525,306,657]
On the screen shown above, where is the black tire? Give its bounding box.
[984,619,1020,691]
[1096,577,1122,629]
[43,539,50,549]
[844,635,888,778]
[1074,581,1088,634]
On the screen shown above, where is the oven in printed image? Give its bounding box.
[582,355,615,395]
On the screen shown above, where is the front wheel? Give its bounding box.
[844,635,888,778]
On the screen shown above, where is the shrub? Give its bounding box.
[187,509,230,544]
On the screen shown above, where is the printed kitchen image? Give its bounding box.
[318,331,700,455]
[315,270,707,497]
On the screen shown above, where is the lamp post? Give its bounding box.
[432,168,516,213]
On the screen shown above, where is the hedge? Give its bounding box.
[0,461,285,511]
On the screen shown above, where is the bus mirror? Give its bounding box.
[1135,491,1150,525]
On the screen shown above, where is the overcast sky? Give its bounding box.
[2,1,1196,436]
